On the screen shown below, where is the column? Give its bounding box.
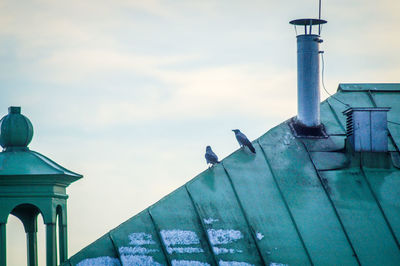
[0,223,6,266]
[59,222,68,263]
[26,231,38,266]
[46,223,57,266]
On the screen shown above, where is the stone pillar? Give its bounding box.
[46,223,57,266]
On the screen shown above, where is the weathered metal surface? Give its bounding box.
[362,168,400,244]
[110,210,168,265]
[259,124,358,265]
[223,143,310,265]
[186,164,264,265]
[310,152,348,170]
[149,187,215,265]
[64,84,400,266]
[68,234,120,266]
[302,135,345,152]
[319,169,400,265]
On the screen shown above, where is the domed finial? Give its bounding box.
[0,106,34,150]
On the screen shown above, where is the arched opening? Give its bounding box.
[6,203,45,266]
[56,204,68,264]
[56,205,62,265]
[37,214,46,266]
[6,214,27,265]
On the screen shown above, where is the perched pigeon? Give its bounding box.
[232,129,256,153]
[205,146,219,166]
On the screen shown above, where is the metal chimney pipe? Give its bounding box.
[290,19,327,128]
[297,34,321,127]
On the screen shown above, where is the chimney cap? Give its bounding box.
[289,18,327,26]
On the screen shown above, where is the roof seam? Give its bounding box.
[30,150,82,177]
[107,231,122,264]
[326,98,346,132]
[184,185,219,265]
[359,165,400,249]
[147,209,172,266]
[257,139,314,265]
[300,139,361,265]
[221,161,267,265]
[28,151,65,175]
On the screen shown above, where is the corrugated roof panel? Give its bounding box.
[319,169,400,265]
[69,234,120,266]
[149,186,216,265]
[223,143,310,265]
[186,164,264,265]
[259,124,358,265]
[338,83,400,92]
[109,210,168,265]
[362,168,400,244]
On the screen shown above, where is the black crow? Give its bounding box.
[205,146,219,166]
[232,129,256,153]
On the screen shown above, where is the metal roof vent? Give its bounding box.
[343,107,390,152]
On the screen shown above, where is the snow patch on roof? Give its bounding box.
[203,218,219,224]
[160,229,204,254]
[76,256,121,266]
[213,247,242,255]
[119,246,158,255]
[256,232,264,240]
[207,229,243,245]
[167,247,204,254]
[160,229,200,246]
[128,232,156,245]
[121,255,162,266]
[218,260,254,266]
[172,259,211,266]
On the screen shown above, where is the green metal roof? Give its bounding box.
[0,150,82,178]
[65,83,400,266]
[0,106,82,181]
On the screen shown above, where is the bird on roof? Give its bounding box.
[205,146,219,167]
[232,129,256,153]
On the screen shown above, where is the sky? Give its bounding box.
[1,0,399,265]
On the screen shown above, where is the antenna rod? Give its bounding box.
[318,0,322,35]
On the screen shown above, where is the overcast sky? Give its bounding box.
[2,0,400,265]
